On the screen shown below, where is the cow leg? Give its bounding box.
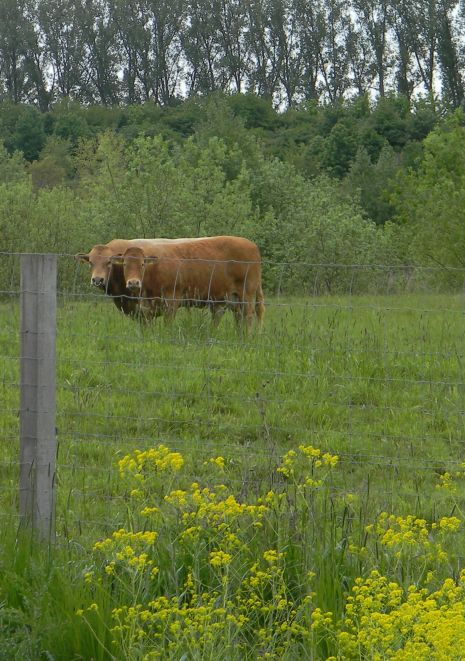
[210,303,227,328]
[114,296,134,315]
[138,305,154,324]
[135,294,162,323]
[233,298,255,336]
[232,299,244,327]
[116,294,139,317]
[163,293,180,323]
[244,299,255,334]
[163,306,179,323]
[112,296,124,313]
[255,285,265,331]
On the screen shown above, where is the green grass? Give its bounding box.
[1,291,465,658]
[1,291,465,536]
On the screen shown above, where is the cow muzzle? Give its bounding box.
[91,276,105,288]
[127,279,142,292]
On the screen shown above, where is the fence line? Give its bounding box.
[3,250,465,272]
[2,455,462,471]
[5,393,465,415]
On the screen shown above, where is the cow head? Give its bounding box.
[75,245,117,289]
[111,247,157,294]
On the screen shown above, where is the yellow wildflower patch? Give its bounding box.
[326,571,465,660]
[277,445,338,486]
[119,445,184,481]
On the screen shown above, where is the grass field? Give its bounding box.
[1,288,465,659]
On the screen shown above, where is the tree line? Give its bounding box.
[2,0,465,109]
[2,91,465,293]
[0,92,439,227]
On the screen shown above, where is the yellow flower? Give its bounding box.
[209,456,225,470]
[278,445,338,483]
[209,550,232,568]
[140,506,159,516]
[119,445,184,480]
[437,516,461,532]
[263,549,283,564]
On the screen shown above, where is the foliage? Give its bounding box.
[250,163,380,292]
[0,144,27,184]
[0,103,46,161]
[390,109,465,281]
[345,145,401,225]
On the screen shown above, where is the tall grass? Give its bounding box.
[1,284,465,658]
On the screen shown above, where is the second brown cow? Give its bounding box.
[112,236,265,331]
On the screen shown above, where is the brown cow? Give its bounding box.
[75,238,181,316]
[112,236,265,331]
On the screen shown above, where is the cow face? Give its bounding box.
[111,247,156,294]
[75,245,115,288]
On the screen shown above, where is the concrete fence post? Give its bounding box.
[19,254,57,541]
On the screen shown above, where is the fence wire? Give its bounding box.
[2,252,465,538]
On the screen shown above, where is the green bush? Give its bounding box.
[391,109,465,287]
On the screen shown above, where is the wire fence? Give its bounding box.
[2,252,465,540]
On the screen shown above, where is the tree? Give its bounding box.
[148,0,186,104]
[77,0,121,104]
[193,94,262,179]
[39,0,87,101]
[293,0,325,101]
[390,0,417,100]
[391,0,438,97]
[110,0,186,104]
[50,99,92,145]
[0,143,27,183]
[245,0,281,100]
[110,0,146,104]
[269,0,303,106]
[321,118,359,177]
[345,144,399,224]
[352,0,392,98]
[368,95,409,150]
[0,102,45,160]
[0,0,35,103]
[391,110,465,273]
[182,0,224,95]
[29,136,74,189]
[345,17,376,96]
[436,0,464,108]
[214,0,250,94]
[318,0,352,103]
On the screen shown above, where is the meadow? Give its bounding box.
[1,269,465,659]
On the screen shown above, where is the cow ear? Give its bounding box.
[144,256,157,264]
[75,253,90,263]
[111,255,124,265]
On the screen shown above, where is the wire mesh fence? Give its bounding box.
[2,252,465,540]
